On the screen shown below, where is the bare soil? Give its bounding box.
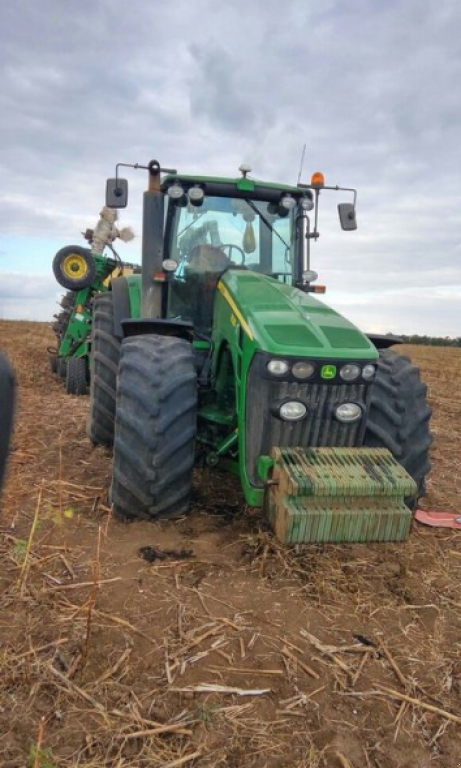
[1,320,461,768]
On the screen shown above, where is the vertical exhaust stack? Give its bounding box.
[142,160,165,318]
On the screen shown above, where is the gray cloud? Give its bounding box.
[0,0,460,334]
[0,272,63,321]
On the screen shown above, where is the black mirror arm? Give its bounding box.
[115,161,178,184]
[324,185,357,208]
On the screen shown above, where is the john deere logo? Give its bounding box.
[321,365,336,380]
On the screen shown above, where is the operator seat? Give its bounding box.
[184,245,231,332]
[186,244,230,274]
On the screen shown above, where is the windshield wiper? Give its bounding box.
[244,198,291,252]
[178,212,206,238]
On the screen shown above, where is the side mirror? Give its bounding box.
[338,202,357,231]
[106,178,128,208]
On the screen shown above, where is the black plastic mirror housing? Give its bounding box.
[338,202,357,231]
[106,178,128,208]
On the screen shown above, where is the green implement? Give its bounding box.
[267,447,417,544]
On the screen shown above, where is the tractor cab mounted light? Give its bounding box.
[162,259,178,272]
[188,185,205,206]
[167,182,185,200]
[302,270,318,283]
[280,194,296,211]
[300,196,314,211]
[311,172,325,188]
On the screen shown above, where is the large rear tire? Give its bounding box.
[112,335,197,521]
[364,349,432,505]
[87,293,120,446]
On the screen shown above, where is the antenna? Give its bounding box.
[297,143,306,185]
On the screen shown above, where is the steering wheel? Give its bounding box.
[220,244,246,265]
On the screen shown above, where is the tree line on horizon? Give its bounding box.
[398,334,461,347]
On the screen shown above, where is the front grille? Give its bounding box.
[246,361,371,487]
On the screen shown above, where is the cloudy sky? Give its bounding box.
[0,0,460,335]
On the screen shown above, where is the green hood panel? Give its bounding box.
[220,270,378,360]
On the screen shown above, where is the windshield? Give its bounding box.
[169,195,294,277]
[165,195,295,332]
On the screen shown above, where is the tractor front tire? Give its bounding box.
[53,246,96,291]
[87,293,120,446]
[66,357,88,396]
[364,349,432,506]
[50,354,58,374]
[112,335,197,521]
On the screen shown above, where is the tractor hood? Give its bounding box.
[219,270,378,361]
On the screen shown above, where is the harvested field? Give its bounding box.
[1,319,461,768]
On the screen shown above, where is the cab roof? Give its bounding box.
[161,173,313,203]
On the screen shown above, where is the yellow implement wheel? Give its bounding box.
[62,254,89,280]
[52,245,96,290]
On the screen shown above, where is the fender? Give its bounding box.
[366,333,403,349]
[122,318,193,341]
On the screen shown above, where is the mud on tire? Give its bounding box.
[111,335,197,521]
[87,293,120,447]
[364,349,432,506]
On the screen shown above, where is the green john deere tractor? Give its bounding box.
[87,159,432,544]
[51,221,138,396]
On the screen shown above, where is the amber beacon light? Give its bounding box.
[311,171,325,188]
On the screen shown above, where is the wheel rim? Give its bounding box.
[62,254,88,280]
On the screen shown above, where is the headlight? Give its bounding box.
[162,259,178,272]
[334,403,362,423]
[292,361,315,380]
[188,185,204,204]
[340,364,361,382]
[279,401,307,421]
[267,360,289,376]
[302,269,318,283]
[280,194,296,210]
[362,364,376,381]
[300,196,314,211]
[167,182,185,200]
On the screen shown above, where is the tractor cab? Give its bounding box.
[162,182,298,334]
